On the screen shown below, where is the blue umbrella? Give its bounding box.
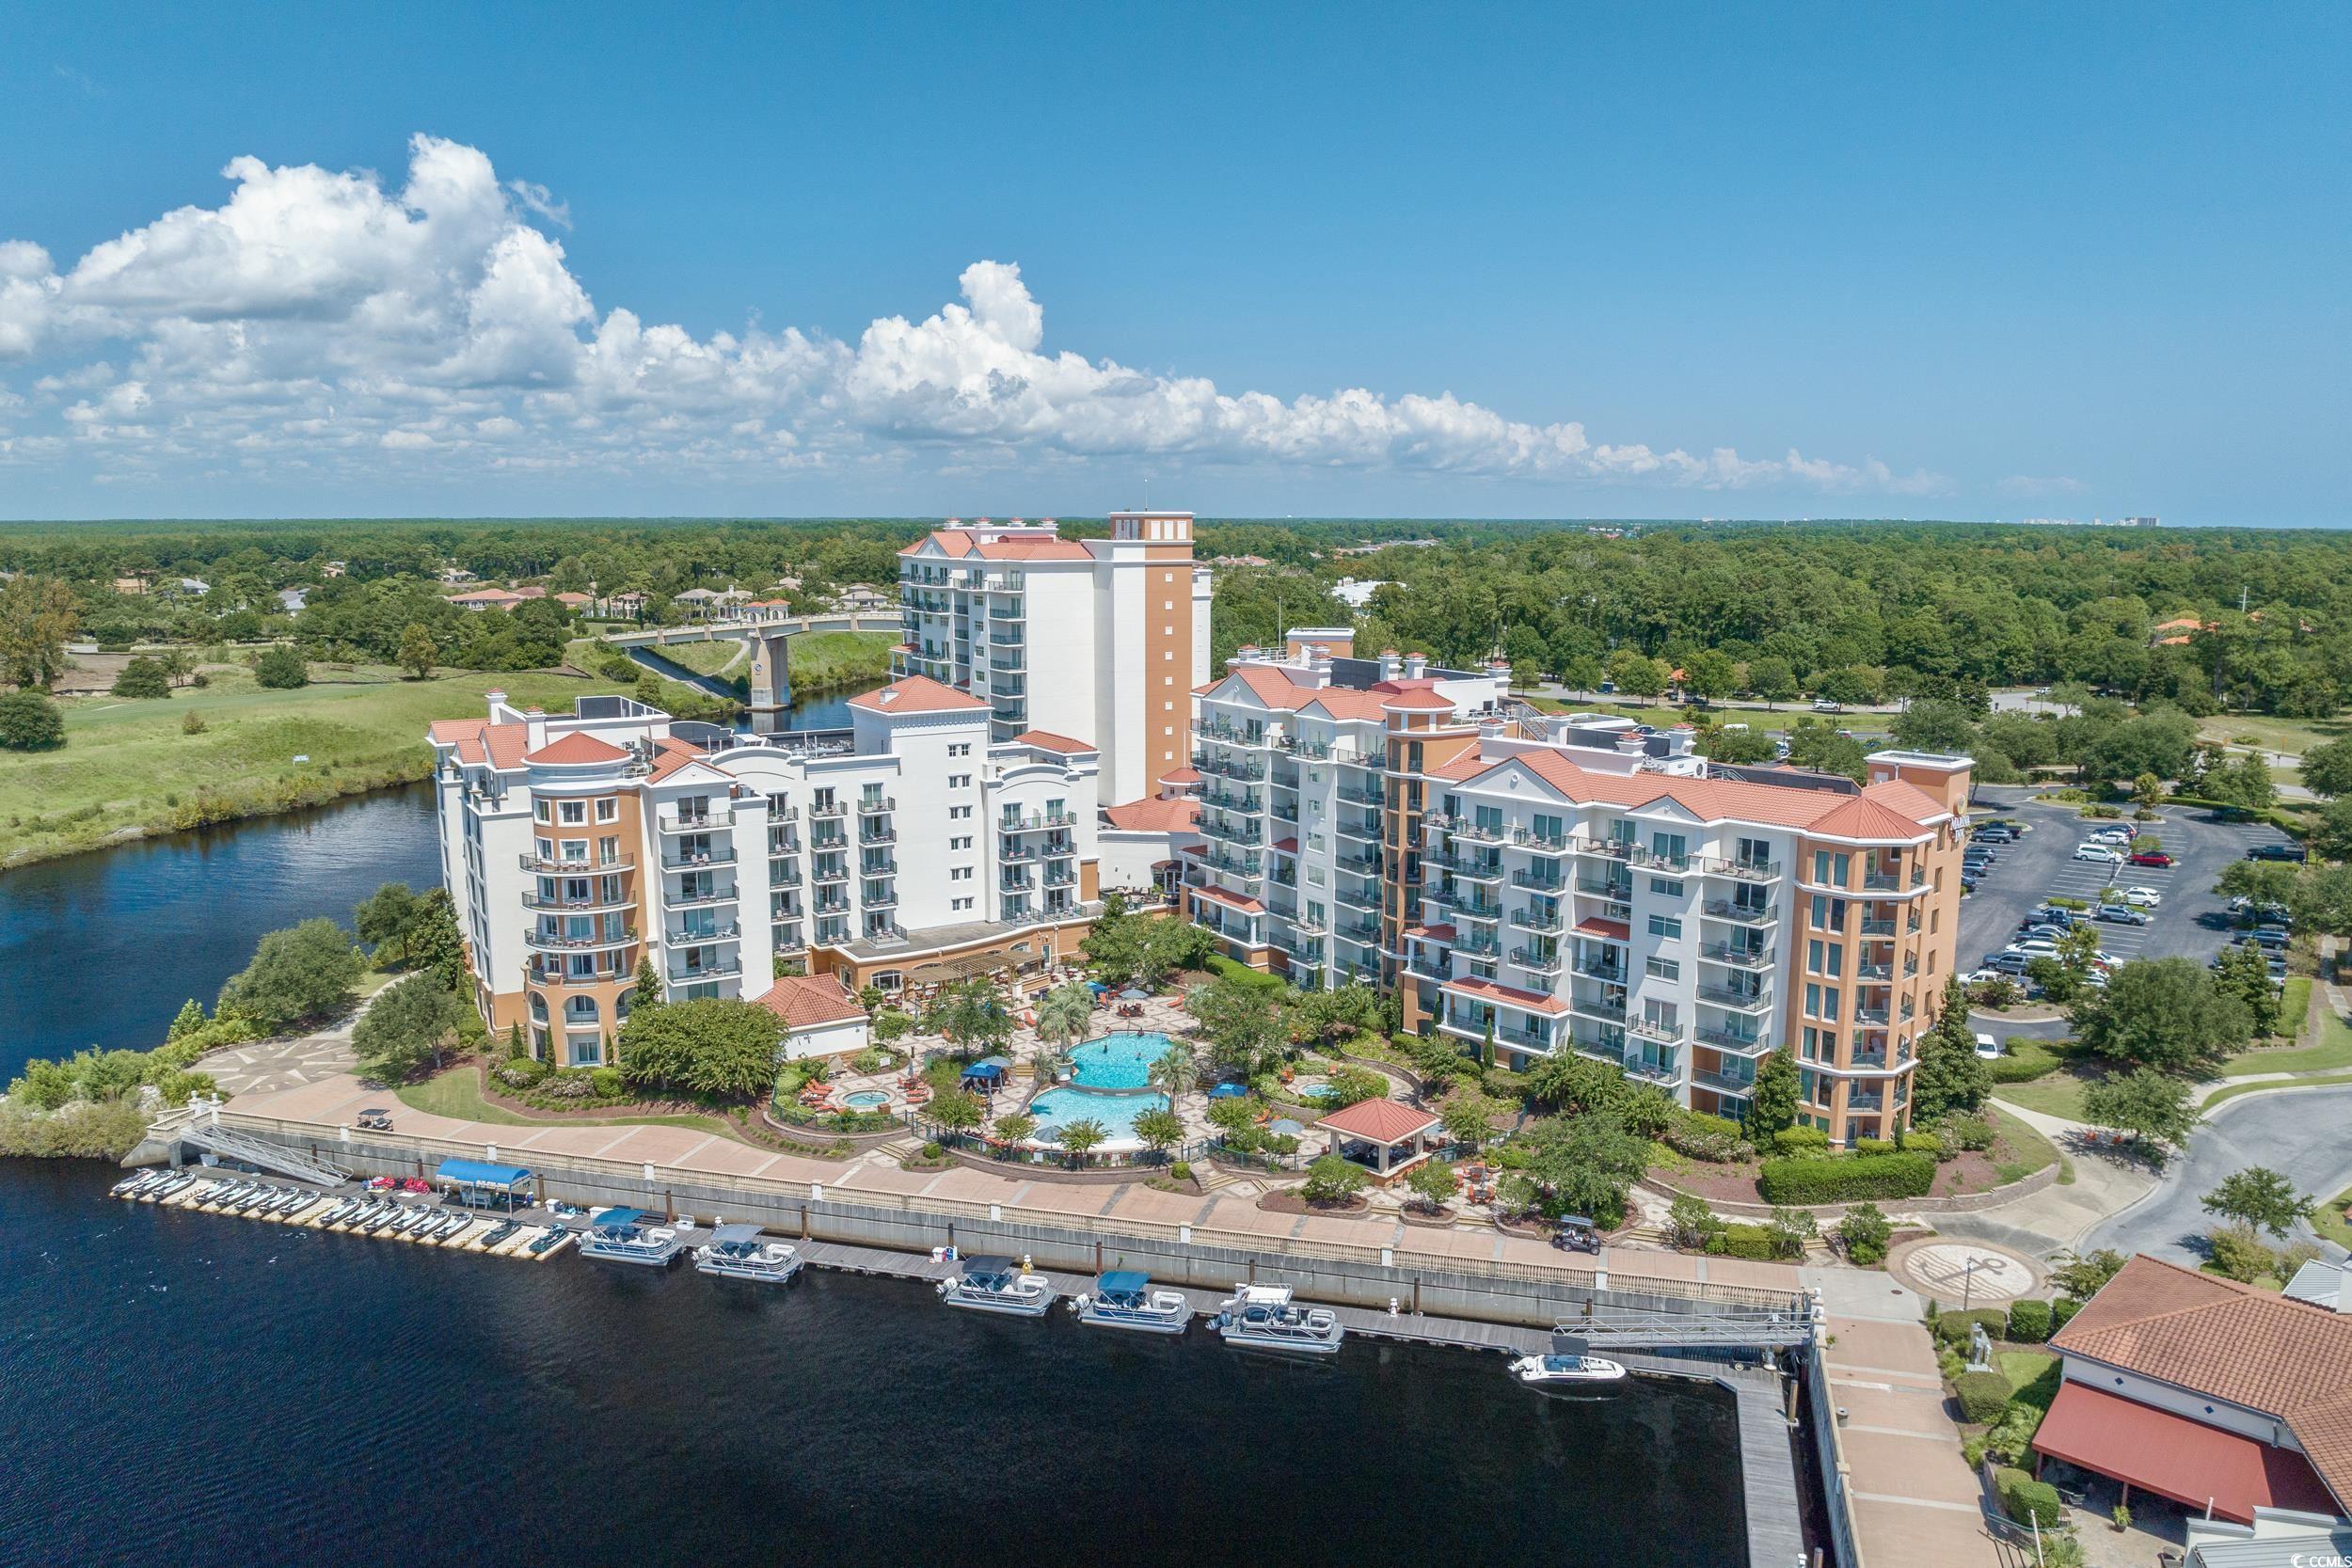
[1207,1083,1248,1100]
[1119,987,1151,1002]
[1267,1118,1305,1135]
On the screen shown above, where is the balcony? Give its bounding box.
[1702,900,1777,927]
[1692,1069,1756,1098]
[1454,930,1502,958]
[1699,855,1783,883]
[1627,1017,1684,1045]
[1332,880,1382,911]
[1273,933,1326,965]
[1432,891,1504,922]
[1288,908,1329,935]
[665,923,740,945]
[1197,850,1264,879]
[1000,808,1079,832]
[666,884,738,910]
[857,796,896,816]
[1332,815,1382,842]
[1863,871,1901,893]
[530,966,630,988]
[1574,959,1628,985]
[1270,800,1300,822]
[1197,721,1273,749]
[809,801,847,820]
[1200,788,1263,814]
[863,889,899,911]
[1041,868,1075,888]
[1859,916,1897,936]
[1336,784,1385,807]
[1848,1091,1887,1113]
[1570,837,1634,862]
[1334,917,1383,944]
[859,857,898,877]
[1423,851,1502,880]
[1510,905,1565,934]
[1695,1026,1771,1056]
[1856,1006,1891,1025]
[1332,851,1383,877]
[812,863,850,883]
[522,888,629,912]
[669,958,744,983]
[859,824,898,846]
[1857,960,1893,981]
[658,807,733,833]
[524,927,637,954]
[812,896,850,916]
[1191,752,1267,784]
[1509,946,1564,974]
[518,851,634,874]
[1699,943,1772,971]
[1698,984,1772,1013]
[1630,847,1690,873]
[1569,991,1628,1022]
[1200,817,1264,847]
[1624,1056,1681,1087]
[1511,869,1567,894]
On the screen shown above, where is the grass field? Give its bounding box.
[2196,713,2352,757]
[2223,988,2352,1075]
[2202,1069,2352,1112]
[0,660,632,865]
[653,638,748,678]
[396,1061,740,1136]
[2316,1187,2352,1251]
[1988,1104,2072,1184]
[1993,1069,2095,1122]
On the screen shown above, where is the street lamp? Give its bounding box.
[1961,1256,1984,1312]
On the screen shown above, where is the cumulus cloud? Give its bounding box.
[0,134,1947,496]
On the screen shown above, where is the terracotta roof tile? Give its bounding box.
[1573,917,1629,941]
[1102,797,1199,832]
[1460,749,1942,839]
[1315,1098,1440,1143]
[1011,729,1096,754]
[1190,884,1263,915]
[848,674,989,715]
[1440,974,1569,1016]
[753,974,868,1031]
[1156,766,1201,784]
[523,732,631,766]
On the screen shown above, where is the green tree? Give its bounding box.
[1785,721,1869,781]
[2203,751,2277,814]
[216,917,363,1031]
[0,689,66,751]
[1132,1106,1185,1157]
[2132,772,2166,812]
[2081,1067,2201,1150]
[1524,1051,1625,1114]
[993,1110,1038,1143]
[2073,958,2251,1075]
[1747,656,1800,706]
[352,973,469,1080]
[403,888,466,990]
[1439,1090,1499,1151]
[1516,1110,1649,1227]
[1680,648,1737,704]
[1911,977,1992,1121]
[1057,1117,1109,1166]
[252,644,310,689]
[1892,699,1977,753]
[2201,1166,2316,1239]
[1189,975,1292,1078]
[928,1087,984,1132]
[397,623,440,679]
[0,574,79,690]
[2298,736,2352,800]
[616,996,784,1098]
[2212,942,2282,1037]
[1405,1159,1458,1211]
[1837,1202,1893,1265]
[1034,980,1095,1053]
[1747,1049,1801,1133]
[1148,1039,1197,1096]
[1608,649,1668,702]
[2047,1247,2126,1300]
[924,977,1011,1056]
[353,881,422,960]
[111,656,172,699]
[1302,1154,1369,1203]
[1294,980,1382,1046]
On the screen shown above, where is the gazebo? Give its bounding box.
[1314,1099,1442,1180]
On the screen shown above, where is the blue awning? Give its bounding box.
[1097,1271,1149,1293]
[436,1158,532,1188]
[962,1062,1006,1082]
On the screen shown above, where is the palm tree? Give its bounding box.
[1036,980,1094,1069]
[993,1111,1038,1145]
[1148,1040,1197,1097]
[1132,1107,1185,1162]
[1057,1117,1108,1169]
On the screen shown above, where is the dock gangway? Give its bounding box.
[1556,1301,1816,1351]
[147,1099,350,1187]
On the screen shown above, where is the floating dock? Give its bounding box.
[119,1175,564,1260]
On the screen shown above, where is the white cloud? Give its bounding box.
[1996,473,2088,499]
[0,133,1948,497]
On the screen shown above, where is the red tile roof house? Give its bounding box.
[2034,1256,2352,1526]
[752,973,871,1059]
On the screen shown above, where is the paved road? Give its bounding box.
[1958,790,2296,974]
[2081,1085,2352,1265]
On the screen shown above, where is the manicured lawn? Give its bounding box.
[2203,1069,2352,1112]
[654,638,748,677]
[2315,1187,2352,1252]
[2224,988,2352,1075]
[0,662,628,864]
[2195,713,2351,757]
[1993,1069,2095,1122]
[1999,1351,2060,1410]
[1988,1104,2072,1185]
[395,1062,745,1136]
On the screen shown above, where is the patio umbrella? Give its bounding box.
[1118,987,1150,1002]
[1267,1118,1305,1135]
[1207,1082,1248,1100]
[974,1055,1012,1071]
[1031,1124,1066,1144]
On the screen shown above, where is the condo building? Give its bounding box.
[428,679,1104,1062]
[1184,634,1971,1144]
[893,512,1215,806]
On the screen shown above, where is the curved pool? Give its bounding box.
[839,1090,892,1111]
[1025,1085,1170,1144]
[1068,1032,1174,1090]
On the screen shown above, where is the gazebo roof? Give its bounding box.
[1315,1099,1440,1145]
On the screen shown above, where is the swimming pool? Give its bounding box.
[1068,1032,1173,1090]
[1025,1085,1170,1144]
[839,1090,892,1111]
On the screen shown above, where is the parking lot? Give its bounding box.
[1958,789,2300,973]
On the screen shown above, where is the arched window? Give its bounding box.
[529,993,549,1022]
[564,995,599,1024]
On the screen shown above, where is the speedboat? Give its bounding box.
[693,1224,803,1283]
[578,1208,684,1266]
[1510,1352,1628,1386]
[936,1255,1057,1317]
[1211,1284,1344,1355]
[1070,1271,1190,1334]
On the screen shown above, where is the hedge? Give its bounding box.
[1757,1150,1935,1205]
[1856,1135,1898,1154]
[1933,1307,2009,1347]
[1898,1127,1947,1160]
[1954,1370,2014,1424]
[1987,1040,2062,1084]
[2052,1297,2083,1333]
[2006,1299,2054,1344]
[1996,1466,2063,1528]
[1663,1110,1752,1163]
[1704,1224,1780,1260]
[1772,1126,1832,1157]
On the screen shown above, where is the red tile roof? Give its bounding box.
[429,719,532,768]
[1439,974,1569,1015]
[1573,917,1629,941]
[1268,837,1298,854]
[1102,797,1199,832]
[2052,1255,2352,1513]
[1380,688,1456,710]
[1156,766,1201,784]
[848,674,989,714]
[1404,923,1457,942]
[1469,749,1942,839]
[1190,884,1264,915]
[1315,1098,1440,1143]
[754,974,868,1032]
[523,732,631,766]
[1011,729,1095,754]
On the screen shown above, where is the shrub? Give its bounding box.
[2006,1299,2054,1343]
[589,1067,623,1098]
[494,1058,549,1088]
[1704,1224,1780,1260]
[252,645,310,689]
[1301,1155,1368,1204]
[1169,1161,1192,1181]
[873,1010,913,1042]
[2205,1222,2277,1284]
[1987,1041,2061,1084]
[0,690,66,751]
[111,657,172,699]
[1838,1201,1893,1265]
[1856,1135,1898,1154]
[1757,1151,1935,1205]
[2052,1297,2082,1332]
[1996,1466,2064,1528]
[1945,1114,1995,1151]
[1954,1370,2014,1425]
[1662,1110,1752,1163]
[540,1070,596,1100]
[1899,1128,1947,1161]
[1933,1307,2010,1347]
[1772,1125,1831,1157]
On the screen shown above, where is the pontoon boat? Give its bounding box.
[578,1208,684,1266]
[1211,1284,1344,1354]
[693,1223,803,1283]
[936,1255,1057,1316]
[1070,1272,1190,1334]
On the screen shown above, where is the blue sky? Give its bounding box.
[2,2,2345,524]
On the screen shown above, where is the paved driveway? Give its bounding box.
[2081,1085,2352,1264]
[1959,794,2297,973]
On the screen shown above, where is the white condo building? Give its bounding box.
[429,678,1105,1061]
[1183,632,1972,1146]
[893,512,1215,806]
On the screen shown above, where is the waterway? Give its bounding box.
[0,688,1749,1567]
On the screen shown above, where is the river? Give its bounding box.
[0,693,1749,1568]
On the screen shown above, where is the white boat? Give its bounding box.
[112,1170,166,1199]
[319,1197,362,1226]
[1211,1284,1344,1354]
[1510,1351,1627,1386]
[1070,1271,1190,1335]
[578,1207,685,1266]
[936,1255,1057,1317]
[693,1223,803,1283]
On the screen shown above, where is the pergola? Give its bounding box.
[1314,1099,1442,1180]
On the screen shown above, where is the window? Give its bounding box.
[1811,849,1851,887]
[951,896,974,911]
[949,774,971,788]
[948,742,971,757]
[950,835,972,850]
[1533,813,1564,843]
[949,805,972,819]
[597,835,619,864]
[559,800,586,824]
[1801,1025,1822,1062]
[596,798,618,822]
[533,800,550,822]
[951,866,973,880]
[1649,877,1684,897]
[1645,956,1680,981]
[1808,895,1848,929]
[1646,914,1682,941]
[560,838,588,864]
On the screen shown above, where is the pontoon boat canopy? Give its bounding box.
[963,1254,1015,1274]
[436,1158,532,1188]
[1097,1271,1150,1293]
[590,1207,645,1230]
[710,1223,764,1243]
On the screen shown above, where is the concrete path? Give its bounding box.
[1820,1315,2000,1568]
[1933,1100,2158,1259]
[2081,1083,2352,1265]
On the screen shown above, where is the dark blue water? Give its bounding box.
[0,1162,1743,1568]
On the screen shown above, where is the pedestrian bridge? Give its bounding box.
[603,612,901,730]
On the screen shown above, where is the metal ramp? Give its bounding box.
[150,1100,349,1186]
[1555,1307,1815,1351]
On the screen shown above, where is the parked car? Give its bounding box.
[2095,903,2151,926]
[1974,826,2018,845]
[2074,845,2124,863]
[2251,926,2291,949]
[2246,843,2308,863]
[1982,951,2035,976]
[1973,1032,2003,1059]
[2121,887,2162,908]
[2128,850,2175,868]
[2010,939,2063,959]
[2089,826,2134,845]
[1811,698,1843,713]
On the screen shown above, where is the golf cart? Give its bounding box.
[1552,1216,1602,1255]
[356,1107,394,1132]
